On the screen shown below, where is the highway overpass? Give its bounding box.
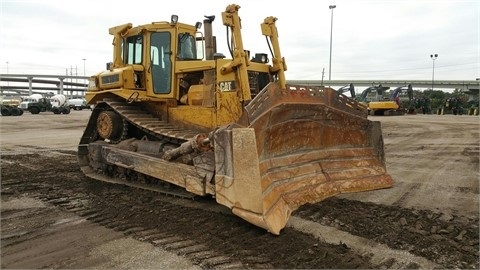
[287,79,479,91]
[0,74,87,96]
[0,74,478,96]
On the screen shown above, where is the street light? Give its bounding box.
[430,54,438,90]
[328,4,336,81]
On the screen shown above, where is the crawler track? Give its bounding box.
[78,100,204,198]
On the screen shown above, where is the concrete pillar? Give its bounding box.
[28,76,33,95]
[59,78,64,95]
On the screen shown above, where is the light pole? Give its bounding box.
[328,4,336,81]
[82,58,86,77]
[430,54,438,90]
[82,58,87,92]
[6,61,9,86]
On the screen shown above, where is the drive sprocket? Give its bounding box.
[96,110,124,142]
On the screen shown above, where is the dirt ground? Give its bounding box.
[1,111,478,269]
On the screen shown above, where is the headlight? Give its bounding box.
[252,53,269,63]
[171,15,178,24]
[88,78,97,90]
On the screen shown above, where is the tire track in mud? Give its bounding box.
[295,198,479,269]
[392,183,422,207]
[367,116,479,223]
[1,151,378,269]
[1,150,478,269]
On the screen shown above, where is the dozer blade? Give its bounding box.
[213,83,393,235]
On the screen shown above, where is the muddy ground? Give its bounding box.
[1,111,479,269]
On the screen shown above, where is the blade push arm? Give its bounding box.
[221,4,252,102]
[261,17,287,89]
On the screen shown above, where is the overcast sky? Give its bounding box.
[0,0,478,82]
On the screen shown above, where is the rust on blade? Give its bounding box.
[214,83,393,234]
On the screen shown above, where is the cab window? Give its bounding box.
[151,32,172,94]
[178,33,196,60]
[125,35,143,64]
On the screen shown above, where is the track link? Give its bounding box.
[105,99,200,143]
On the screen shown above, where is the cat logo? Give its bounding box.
[219,81,236,92]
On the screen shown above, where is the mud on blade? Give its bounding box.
[213,83,394,234]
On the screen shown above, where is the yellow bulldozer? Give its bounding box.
[78,4,393,234]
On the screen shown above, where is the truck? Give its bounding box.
[68,98,92,110]
[1,98,24,116]
[19,94,43,111]
[25,94,71,114]
[78,4,393,235]
[49,94,71,114]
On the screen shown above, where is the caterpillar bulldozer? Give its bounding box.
[78,4,393,235]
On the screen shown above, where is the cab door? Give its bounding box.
[148,32,173,96]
